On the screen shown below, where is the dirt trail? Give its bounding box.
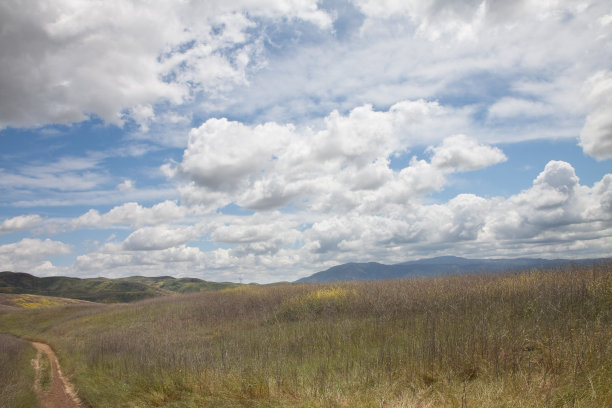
[31,342,82,408]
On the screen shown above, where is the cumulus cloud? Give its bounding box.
[71,201,187,229]
[171,100,500,213]
[122,225,202,251]
[73,245,207,277]
[580,70,612,160]
[0,215,43,234]
[304,160,612,266]
[246,162,611,278]
[428,134,507,171]
[212,216,294,244]
[213,213,303,258]
[483,161,609,240]
[0,238,71,273]
[59,158,612,282]
[176,119,294,193]
[73,212,303,277]
[2,1,611,282]
[0,0,332,129]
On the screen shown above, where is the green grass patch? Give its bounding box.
[38,351,52,391]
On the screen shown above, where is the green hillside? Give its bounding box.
[0,272,238,303]
[118,275,239,293]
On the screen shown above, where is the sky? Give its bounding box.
[0,0,611,283]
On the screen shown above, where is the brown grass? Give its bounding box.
[1,262,611,407]
[0,333,38,407]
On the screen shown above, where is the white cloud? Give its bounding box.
[482,161,610,241]
[354,0,583,42]
[117,179,134,192]
[205,0,608,149]
[212,216,293,244]
[122,225,202,251]
[580,70,612,160]
[73,245,206,277]
[0,155,108,192]
[0,0,332,129]
[171,101,497,213]
[12,186,179,208]
[2,150,178,208]
[177,119,295,193]
[488,97,554,119]
[0,238,71,273]
[0,214,43,234]
[211,213,302,259]
[2,1,611,283]
[71,200,187,229]
[62,158,612,282]
[428,134,507,171]
[1,0,608,152]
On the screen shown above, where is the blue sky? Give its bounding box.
[1,0,611,282]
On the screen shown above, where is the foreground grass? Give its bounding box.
[1,263,611,407]
[0,333,38,408]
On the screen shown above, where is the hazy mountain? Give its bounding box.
[296,256,610,283]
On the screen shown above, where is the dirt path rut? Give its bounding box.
[31,342,82,408]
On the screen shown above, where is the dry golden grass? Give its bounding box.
[0,333,38,407]
[1,262,611,407]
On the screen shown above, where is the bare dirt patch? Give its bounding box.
[31,342,81,408]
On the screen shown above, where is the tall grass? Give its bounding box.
[0,333,38,408]
[1,262,611,407]
[38,351,52,391]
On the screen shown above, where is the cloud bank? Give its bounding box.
[0,0,331,128]
[0,0,610,282]
[55,158,611,282]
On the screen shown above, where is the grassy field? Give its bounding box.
[0,262,611,407]
[0,333,39,408]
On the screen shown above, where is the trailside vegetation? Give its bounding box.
[0,262,611,407]
[0,333,39,408]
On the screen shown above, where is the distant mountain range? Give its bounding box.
[296,256,611,283]
[0,272,239,303]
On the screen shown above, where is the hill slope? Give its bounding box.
[297,256,610,282]
[0,272,238,303]
[119,276,239,293]
[0,293,96,310]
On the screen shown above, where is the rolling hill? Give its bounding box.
[0,272,238,303]
[119,275,239,293]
